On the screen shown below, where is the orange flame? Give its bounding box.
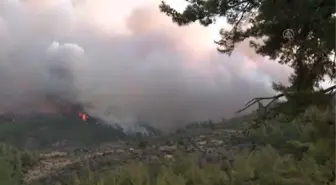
[78,112,88,121]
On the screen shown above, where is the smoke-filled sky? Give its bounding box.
[0,0,292,130]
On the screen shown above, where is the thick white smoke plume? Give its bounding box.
[0,0,291,131]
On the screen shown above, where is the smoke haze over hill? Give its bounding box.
[0,0,291,131]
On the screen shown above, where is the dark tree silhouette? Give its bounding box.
[160,0,335,118]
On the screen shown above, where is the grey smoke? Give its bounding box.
[0,0,291,131]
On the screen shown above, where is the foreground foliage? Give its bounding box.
[66,147,333,185]
[39,106,332,185]
[0,144,38,185]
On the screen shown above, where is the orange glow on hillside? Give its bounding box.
[78,112,89,121]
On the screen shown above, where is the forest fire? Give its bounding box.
[78,112,89,121]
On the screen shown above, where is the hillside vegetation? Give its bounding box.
[0,116,129,149]
[0,105,333,185]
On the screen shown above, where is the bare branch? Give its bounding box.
[321,85,336,94]
[237,93,284,114]
[236,85,336,115]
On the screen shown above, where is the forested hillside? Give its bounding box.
[0,115,129,149]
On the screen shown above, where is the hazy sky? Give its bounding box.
[0,0,292,130]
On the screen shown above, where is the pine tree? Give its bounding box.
[160,0,336,117]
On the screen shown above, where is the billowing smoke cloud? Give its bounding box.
[0,0,291,131]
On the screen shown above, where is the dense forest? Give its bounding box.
[0,0,335,184]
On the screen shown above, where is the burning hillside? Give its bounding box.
[0,94,93,124]
[78,112,89,121]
